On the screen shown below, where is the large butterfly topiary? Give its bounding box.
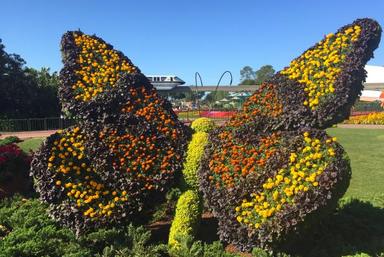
[31,18,381,252]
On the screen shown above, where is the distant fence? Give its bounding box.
[2,110,383,132]
[2,110,382,132]
[0,118,76,132]
[0,110,237,132]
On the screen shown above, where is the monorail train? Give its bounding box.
[146,75,185,90]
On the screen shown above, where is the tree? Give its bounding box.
[0,39,61,119]
[25,67,61,117]
[254,65,275,84]
[204,91,229,104]
[0,39,35,119]
[240,66,255,85]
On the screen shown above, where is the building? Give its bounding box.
[364,65,384,90]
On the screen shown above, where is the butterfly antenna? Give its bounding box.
[213,70,233,104]
[194,72,204,113]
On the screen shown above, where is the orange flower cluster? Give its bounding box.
[228,83,282,128]
[208,132,280,188]
[72,33,137,102]
[102,129,180,191]
[121,86,181,140]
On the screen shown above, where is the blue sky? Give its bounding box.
[1,0,384,85]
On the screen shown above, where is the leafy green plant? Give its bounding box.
[0,136,21,147]
[0,196,168,257]
[93,225,167,257]
[168,234,240,257]
[150,187,181,223]
[0,196,89,257]
[342,253,371,257]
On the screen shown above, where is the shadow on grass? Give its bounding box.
[286,198,384,257]
[148,198,384,256]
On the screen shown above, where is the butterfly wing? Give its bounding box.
[32,31,191,233]
[199,18,381,251]
[229,18,381,131]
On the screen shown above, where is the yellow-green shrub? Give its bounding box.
[168,190,202,250]
[190,118,215,133]
[168,118,215,252]
[181,132,209,190]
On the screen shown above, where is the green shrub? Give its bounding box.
[342,253,371,257]
[0,196,168,257]
[150,187,181,223]
[168,234,240,257]
[92,224,167,257]
[251,247,292,257]
[0,196,90,257]
[168,190,202,251]
[0,136,21,147]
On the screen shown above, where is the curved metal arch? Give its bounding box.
[194,72,204,113]
[213,71,233,102]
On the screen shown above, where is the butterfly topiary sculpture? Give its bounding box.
[31,18,381,251]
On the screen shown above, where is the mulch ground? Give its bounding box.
[147,212,252,256]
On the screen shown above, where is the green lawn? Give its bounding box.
[17,137,44,153]
[327,128,384,206]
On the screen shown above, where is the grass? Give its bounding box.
[279,128,384,257]
[176,111,201,120]
[327,128,384,206]
[17,137,44,153]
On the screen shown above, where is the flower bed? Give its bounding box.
[0,144,31,198]
[344,112,384,125]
